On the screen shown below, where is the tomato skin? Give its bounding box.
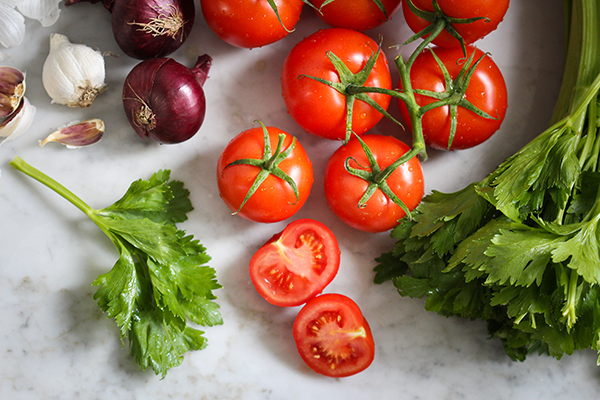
[324,134,424,233]
[200,0,304,48]
[281,28,392,141]
[217,126,313,223]
[249,219,341,307]
[398,46,508,150]
[402,0,510,48]
[293,293,375,377]
[309,0,401,31]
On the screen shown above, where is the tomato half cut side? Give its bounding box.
[249,219,341,307]
[293,293,375,377]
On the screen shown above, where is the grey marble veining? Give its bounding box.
[2,1,599,399]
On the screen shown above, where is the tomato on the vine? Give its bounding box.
[402,0,510,48]
[309,0,401,31]
[200,0,304,48]
[324,134,424,233]
[293,293,375,377]
[397,46,508,150]
[217,124,313,223]
[249,219,340,307]
[281,28,392,142]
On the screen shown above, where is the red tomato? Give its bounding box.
[309,0,401,31]
[324,134,424,233]
[249,219,341,307]
[402,0,510,48]
[200,0,304,48]
[293,293,375,377]
[398,46,508,150]
[217,125,313,223]
[281,28,392,141]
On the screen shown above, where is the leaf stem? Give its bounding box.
[10,156,94,217]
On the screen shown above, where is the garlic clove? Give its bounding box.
[0,96,36,145]
[0,65,26,118]
[42,33,107,108]
[39,118,105,148]
[0,2,26,49]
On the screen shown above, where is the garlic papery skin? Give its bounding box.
[42,33,107,108]
[39,118,105,148]
[17,0,62,27]
[0,2,25,49]
[0,65,26,118]
[0,96,35,145]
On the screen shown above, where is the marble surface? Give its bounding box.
[2,1,599,399]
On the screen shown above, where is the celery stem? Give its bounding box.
[9,156,94,218]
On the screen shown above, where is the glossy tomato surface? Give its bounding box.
[293,293,375,377]
[281,28,392,141]
[200,0,304,48]
[249,219,340,307]
[309,0,401,31]
[398,46,508,150]
[217,126,313,223]
[324,134,424,233]
[402,0,510,48]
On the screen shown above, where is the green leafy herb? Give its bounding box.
[10,156,222,377]
[375,0,600,363]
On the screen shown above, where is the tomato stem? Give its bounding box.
[403,0,490,56]
[344,134,421,219]
[222,121,300,215]
[300,40,401,144]
[266,0,295,33]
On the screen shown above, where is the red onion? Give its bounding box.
[65,0,195,60]
[122,55,211,144]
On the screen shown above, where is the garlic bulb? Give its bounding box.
[42,33,107,108]
[0,96,36,146]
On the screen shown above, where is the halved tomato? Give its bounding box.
[292,293,375,377]
[249,219,341,307]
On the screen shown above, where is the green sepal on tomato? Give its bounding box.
[249,218,341,307]
[402,0,510,50]
[324,134,424,233]
[200,0,304,48]
[397,45,508,150]
[217,123,313,223]
[293,293,375,377]
[309,0,401,31]
[281,28,393,143]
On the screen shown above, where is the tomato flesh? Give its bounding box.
[293,293,375,377]
[250,219,340,307]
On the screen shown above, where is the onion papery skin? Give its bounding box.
[65,0,195,60]
[122,55,210,144]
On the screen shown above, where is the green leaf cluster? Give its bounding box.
[10,159,222,377]
[375,0,600,363]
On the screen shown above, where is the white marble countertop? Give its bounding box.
[2,1,599,399]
